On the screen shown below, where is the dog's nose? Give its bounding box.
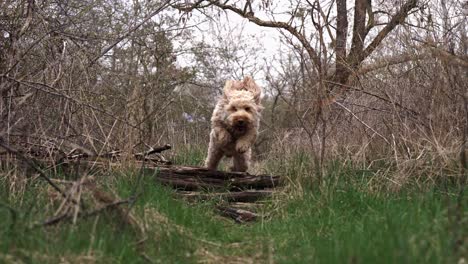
[237,120,245,126]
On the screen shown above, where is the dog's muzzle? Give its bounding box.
[234,120,248,133]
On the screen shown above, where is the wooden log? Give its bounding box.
[178,190,273,203]
[154,165,280,191]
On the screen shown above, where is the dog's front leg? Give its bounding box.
[213,125,231,145]
[205,125,231,170]
[231,148,251,172]
[235,128,257,153]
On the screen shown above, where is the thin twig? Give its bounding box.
[334,101,390,145]
[1,76,144,131]
[89,0,172,66]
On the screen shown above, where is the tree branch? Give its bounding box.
[177,0,322,69]
[357,51,429,74]
[89,0,172,66]
[362,0,418,60]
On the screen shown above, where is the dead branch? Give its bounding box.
[40,211,70,227]
[63,144,171,162]
[134,144,172,159]
[216,206,258,223]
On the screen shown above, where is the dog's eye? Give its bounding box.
[245,107,251,112]
[230,106,237,111]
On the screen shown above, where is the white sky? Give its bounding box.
[171,2,293,84]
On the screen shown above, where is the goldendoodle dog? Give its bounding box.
[205,76,263,172]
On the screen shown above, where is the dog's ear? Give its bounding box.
[223,80,234,99]
[243,76,262,104]
[223,80,245,98]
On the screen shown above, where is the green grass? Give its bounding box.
[253,189,455,263]
[0,161,466,263]
[169,144,206,166]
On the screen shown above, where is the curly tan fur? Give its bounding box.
[205,76,263,172]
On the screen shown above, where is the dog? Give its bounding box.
[205,76,263,172]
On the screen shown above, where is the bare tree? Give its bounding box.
[0,0,194,157]
[172,0,421,181]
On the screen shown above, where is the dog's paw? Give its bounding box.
[214,127,231,143]
[235,141,250,153]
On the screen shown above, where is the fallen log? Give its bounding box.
[178,190,273,203]
[154,165,280,191]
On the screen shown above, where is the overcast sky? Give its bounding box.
[172,3,291,83]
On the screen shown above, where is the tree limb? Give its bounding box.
[357,51,429,74]
[176,0,322,69]
[362,0,418,60]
